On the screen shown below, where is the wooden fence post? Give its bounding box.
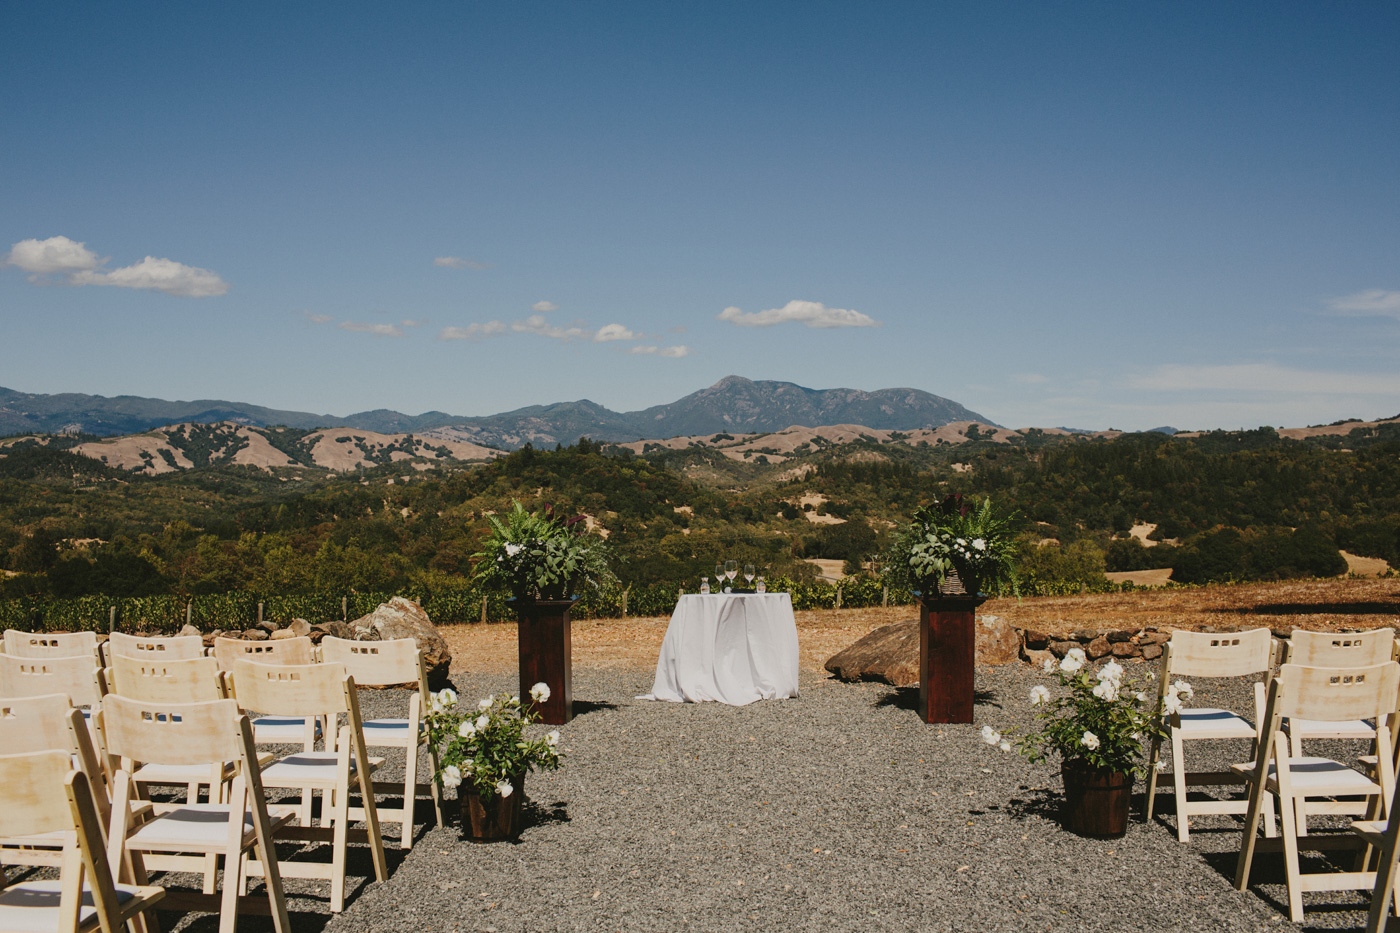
[622,587,629,617]
[835,584,843,609]
[882,585,889,607]
[342,596,348,620]
[185,601,193,627]
[481,596,488,624]
[257,602,264,626]
[109,605,117,633]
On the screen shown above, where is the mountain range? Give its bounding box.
[0,377,993,449]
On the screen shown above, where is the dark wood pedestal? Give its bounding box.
[918,594,987,724]
[516,598,574,725]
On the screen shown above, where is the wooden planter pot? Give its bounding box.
[1060,760,1132,838]
[516,597,574,725]
[459,773,526,841]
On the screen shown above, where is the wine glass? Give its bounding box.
[744,564,755,586]
[724,560,738,587]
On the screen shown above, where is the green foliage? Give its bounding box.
[884,495,1020,595]
[423,688,561,800]
[473,501,614,600]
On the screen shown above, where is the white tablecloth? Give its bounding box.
[641,593,800,705]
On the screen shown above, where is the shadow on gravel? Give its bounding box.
[572,698,621,717]
[1206,599,1400,617]
[1000,784,1062,823]
[872,686,1001,712]
[524,797,571,830]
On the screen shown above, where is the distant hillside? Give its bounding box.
[0,377,992,449]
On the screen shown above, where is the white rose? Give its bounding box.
[1098,660,1124,685]
[478,696,494,709]
[475,714,489,731]
[457,721,476,738]
[999,741,1011,752]
[437,688,457,708]
[530,682,551,703]
[972,538,987,551]
[1163,694,1182,716]
[1029,685,1051,706]
[546,730,560,746]
[504,542,523,557]
[1081,731,1100,750]
[441,765,462,789]
[496,780,514,798]
[1170,679,1194,700]
[1059,652,1084,674]
[1092,680,1118,702]
[980,725,1002,746]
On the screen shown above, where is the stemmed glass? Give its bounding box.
[724,560,738,590]
[715,562,724,588]
[744,564,755,587]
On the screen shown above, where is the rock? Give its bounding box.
[1022,629,1051,650]
[285,618,312,638]
[1110,641,1141,659]
[975,614,1021,666]
[1071,630,1098,643]
[1023,647,1054,670]
[312,621,355,642]
[1107,630,1135,643]
[347,597,453,688]
[241,629,269,641]
[1049,640,1079,658]
[204,629,224,648]
[1141,643,1164,661]
[825,619,920,687]
[1086,636,1112,659]
[257,620,279,634]
[270,629,299,640]
[1140,631,1171,645]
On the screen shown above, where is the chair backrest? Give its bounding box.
[1271,661,1400,724]
[0,652,106,707]
[107,654,224,703]
[319,636,426,690]
[106,630,206,661]
[1165,628,1276,678]
[100,695,249,769]
[228,659,351,718]
[1285,628,1397,667]
[212,635,315,671]
[3,628,100,659]
[0,692,110,822]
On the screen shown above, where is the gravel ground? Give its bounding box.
[146,665,1387,932]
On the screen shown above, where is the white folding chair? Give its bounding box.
[1284,628,1397,757]
[0,748,164,933]
[0,653,107,738]
[105,631,206,664]
[1145,627,1277,841]
[319,636,444,848]
[228,659,388,913]
[100,695,291,933]
[1233,661,1400,922]
[3,629,100,660]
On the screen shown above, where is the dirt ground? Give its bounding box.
[439,577,1400,675]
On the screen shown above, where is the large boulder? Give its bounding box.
[825,614,1024,686]
[347,596,453,688]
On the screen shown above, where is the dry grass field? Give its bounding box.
[439,576,1400,676]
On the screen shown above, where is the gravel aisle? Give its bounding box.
[163,666,1383,932]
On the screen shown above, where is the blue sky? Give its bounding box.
[3,2,1397,431]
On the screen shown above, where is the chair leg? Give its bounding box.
[400,741,418,850]
[1145,731,1163,821]
[1170,727,1190,842]
[1278,791,1306,922]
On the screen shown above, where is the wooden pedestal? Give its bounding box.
[516,598,574,725]
[918,594,987,724]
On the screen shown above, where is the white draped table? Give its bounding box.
[641,593,800,705]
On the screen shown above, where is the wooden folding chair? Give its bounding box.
[0,694,112,871]
[0,748,164,933]
[228,659,388,913]
[319,636,444,849]
[105,631,206,663]
[1351,801,1400,933]
[1233,661,1400,922]
[1284,628,1397,757]
[0,653,107,737]
[1145,627,1277,841]
[100,695,291,933]
[3,629,100,660]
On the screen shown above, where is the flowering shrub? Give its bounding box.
[423,683,562,800]
[473,501,614,601]
[985,648,1190,777]
[884,494,1019,596]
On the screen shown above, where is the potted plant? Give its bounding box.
[424,684,562,841]
[883,495,1019,724]
[473,501,614,724]
[985,649,1190,837]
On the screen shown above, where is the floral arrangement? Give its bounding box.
[883,494,1019,596]
[473,500,614,601]
[983,648,1191,777]
[424,683,562,800]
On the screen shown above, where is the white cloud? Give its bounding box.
[306,313,333,324]
[630,344,692,358]
[339,321,404,337]
[512,314,589,341]
[400,319,424,328]
[1328,289,1400,319]
[718,299,878,329]
[434,256,492,270]
[5,235,102,275]
[440,321,507,341]
[1128,362,1400,396]
[5,235,228,297]
[1012,373,1049,385]
[594,323,641,342]
[532,300,559,313]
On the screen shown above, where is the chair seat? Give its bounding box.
[1286,717,1376,739]
[126,803,272,850]
[133,761,234,784]
[1178,708,1257,738]
[251,715,322,742]
[261,751,383,785]
[0,879,158,933]
[1230,756,1381,795]
[361,718,416,743]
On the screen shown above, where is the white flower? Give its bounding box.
[436,688,458,708]
[999,740,1012,752]
[972,538,986,551]
[1029,685,1051,706]
[1170,679,1194,700]
[1163,694,1182,716]
[1154,760,1168,773]
[475,714,489,731]
[546,730,560,746]
[530,682,551,703]
[504,542,523,557]
[1092,679,1119,702]
[1081,731,1100,750]
[1042,658,1056,673]
[1098,660,1124,685]
[1059,648,1086,674]
[1135,691,1149,703]
[441,765,462,789]
[510,695,520,705]
[496,780,514,798]
[478,696,494,709]
[457,721,476,738]
[980,725,1002,746]
[955,538,966,547]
